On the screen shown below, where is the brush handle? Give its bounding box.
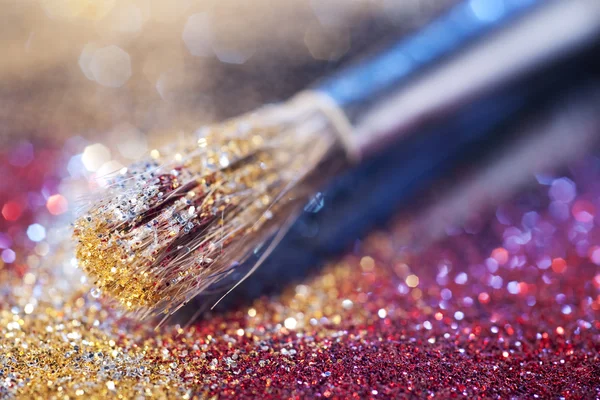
[316,0,600,159]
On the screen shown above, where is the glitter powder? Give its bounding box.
[3,142,600,398]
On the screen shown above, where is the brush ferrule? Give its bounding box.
[315,0,600,160]
[288,91,358,161]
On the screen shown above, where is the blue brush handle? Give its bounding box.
[317,0,542,113]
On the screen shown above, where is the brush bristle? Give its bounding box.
[73,99,340,318]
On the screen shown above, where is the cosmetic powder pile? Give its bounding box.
[0,141,599,399]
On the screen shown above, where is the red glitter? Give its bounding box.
[1,201,22,221]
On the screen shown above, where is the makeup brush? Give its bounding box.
[73,0,600,318]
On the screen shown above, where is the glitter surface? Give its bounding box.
[2,141,600,398]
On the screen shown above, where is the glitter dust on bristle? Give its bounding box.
[73,103,341,318]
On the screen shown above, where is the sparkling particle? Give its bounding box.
[507,281,520,295]
[23,273,36,285]
[89,45,132,88]
[549,177,576,203]
[284,317,297,330]
[79,42,100,80]
[2,249,16,263]
[67,154,87,178]
[360,256,375,271]
[405,274,419,287]
[491,247,509,265]
[589,246,600,265]
[27,224,46,242]
[441,288,452,300]
[182,13,213,57]
[46,194,69,215]
[478,292,490,304]
[82,143,111,172]
[551,257,567,274]
[378,308,387,319]
[454,272,468,285]
[572,200,595,223]
[2,201,23,221]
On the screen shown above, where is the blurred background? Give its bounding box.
[1,0,454,146]
[2,0,600,307]
[0,0,459,294]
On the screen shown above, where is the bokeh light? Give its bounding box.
[27,224,46,242]
[46,194,69,215]
[82,143,111,172]
[2,201,23,221]
[89,45,132,88]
